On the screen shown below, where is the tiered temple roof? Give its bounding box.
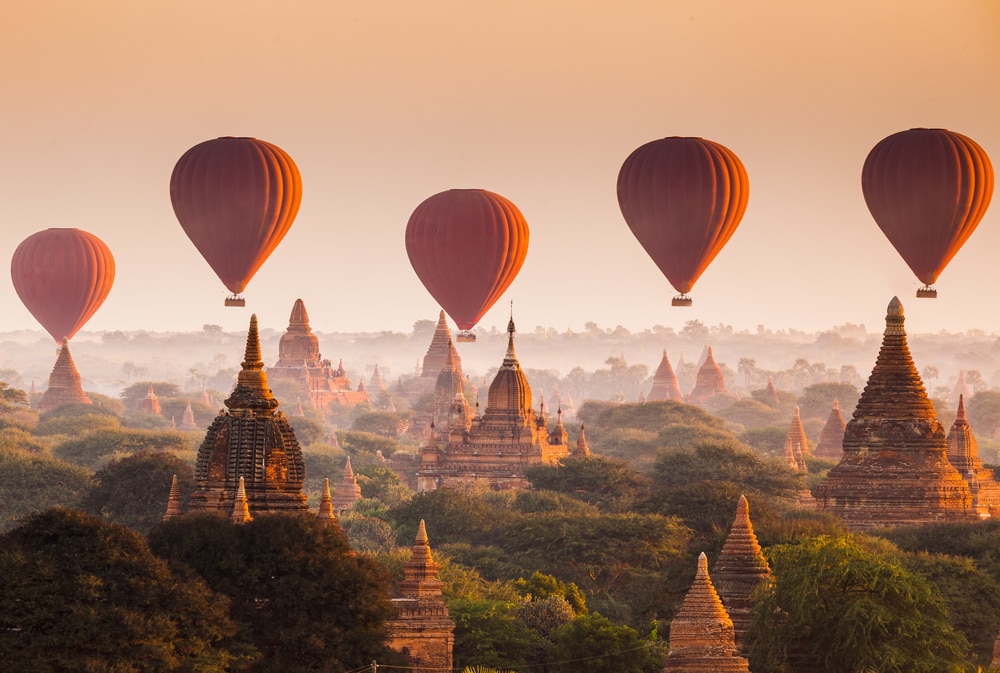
[411,348,470,439]
[407,311,464,398]
[814,399,847,460]
[947,395,1000,518]
[816,298,974,529]
[386,520,455,672]
[330,456,362,511]
[648,349,684,402]
[141,382,162,415]
[711,496,770,650]
[663,553,750,672]
[188,315,309,515]
[784,406,809,470]
[37,339,91,413]
[417,318,572,491]
[369,364,387,393]
[687,347,727,407]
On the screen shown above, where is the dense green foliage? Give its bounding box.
[0,448,91,532]
[53,427,191,468]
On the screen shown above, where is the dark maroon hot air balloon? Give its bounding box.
[405,189,529,342]
[617,136,749,306]
[862,128,994,298]
[11,228,115,343]
[170,137,302,306]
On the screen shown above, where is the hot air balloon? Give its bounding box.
[10,228,115,343]
[862,128,994,298]
[617,137,749,306]
[170,137,302,306]
[405,189,529,342]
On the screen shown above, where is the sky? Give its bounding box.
[1,1,998,339]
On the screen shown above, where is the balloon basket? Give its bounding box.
[456,331,477,343]
[916,287,937,299]
[225,295,246,307]
[671,295,693,307]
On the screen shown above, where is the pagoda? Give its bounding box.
[416,317,573,491]
[267,298,368,411]
[648,349,684,402]
[179,400,199,431]
[813,399,847,460]
[947,395,1000,518]
[952,370,973,405]
[369,364,387,393]
[687,347,727,407]
[141,383,162,415]
[410,348,470,439]
[188,315,309,515]
[37,339,91,413]
[663,552,750,672]
[711,496,770,650]
[405,311,465,398]
[763,376,780,405]
[330,456,362,511]
[784,406,809,464]
[815,298,974,529]
[386,520,455,672]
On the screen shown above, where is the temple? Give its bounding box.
[330,456,362,511]
[813,399,847,460]
[416,318,574,491]
[406,311,465,399]
[687,347,727,407]
[784,406,809,470]
[36,339,91,413]
[188,315,309,515]
[386,520,455,672]
[815,298,974,529]
[663,552,750,672]
[711,496,770,650]
[179,400,199,431]
[267,298,368,411]
[141,382,162,415]
[648,349,684,402]
[763,376,780,405]
[410,348,471,439]
[946,395,1000,518]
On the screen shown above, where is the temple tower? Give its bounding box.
[815,298,974,529]
[648,349,684,402]
[784,406,809,468]
[141,382,162,415]
[386,520,455,672]
[663,552,750,672]
[947,395,1000,517]
[711,496,770,650]
[409,311,464,398]
[179,400,199,430]
[688,347,727,407]
[764,376,779,405]
[37,339,91,413]
[813,399,847,460]
[188,315,309,515]
[330,456,362,511]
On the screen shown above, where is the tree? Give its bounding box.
[351,411,410,438]
[0,448,91,533]
[796,382,860,420]
[0,381,29,411]
[547,613,664,673]
[738,357,757,389]
[747,535,971,673]
[336,429,400,457]
[448,598,540,671]
[0,508,246,672]
[524,455,649,512]
[149,512,403,673]
[968,391,1000,439]
[119,381,183,412]
[389,488,505,545]
[53,428,191,468]
[81,452,195,534]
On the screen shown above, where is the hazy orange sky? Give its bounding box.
[2,1,998,337]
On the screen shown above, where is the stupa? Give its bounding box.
[330,456,362,511]
[369,364,387,393]
[687,347,727,407]
[188,315,309,515]
[386,520,455,672]
[417,317,573,491]
[947,395,1000,518]
[711,496,770,650]
[407,311,464,398]
[410,348,471,439]
[784,406,809,466]
[764,376,780,405]
[573,423,591,457]
[648,349,684,402]
[141,382,162,415]
[36,339,91,413]
[268,299,368,411]
[663,552,750,672]
[815,298,974,529]
[813,399,847,459]
[179,400,199,430]
[952,370,973,405]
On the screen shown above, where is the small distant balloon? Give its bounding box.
[862,128,994,298]
[617,136,749,306]
[169,137,302,306]
[405,189,529,341]
[10,228,115,343]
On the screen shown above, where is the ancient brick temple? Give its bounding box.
[141,382,162,415]
[648,349,684,402]
[416,318,573,491]
[267,298,368,410]
[687,347,727,407]
[711,495,770,650]
[815,298,974,529]
[37,339,91,413]
[330,456,362,511]
[947,395,1000,518]
[663,552,750,672]
[406,311,465,399]
[763,376,780,405]
[784,406,809,469]
[813,399,847,460]
[410,348,471,440]
[386,520,455,672]
[188,315,309,515]
[179,400,199,431]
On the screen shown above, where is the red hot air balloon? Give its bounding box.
[617,137,749,306]
[11,228,115,343]
[170,137,302,306]
[862,128,994,298]
[405,189,529,342]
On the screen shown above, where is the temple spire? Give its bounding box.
[711,495,770,649]
[574,423,591,457]
[318,477,336,523]
[231,476,253,524]
[37,338,91,413]
[163,474,183,521]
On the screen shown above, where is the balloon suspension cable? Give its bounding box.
[916,286,937,299]
[671,294,693,307]
[225,294,246,307]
